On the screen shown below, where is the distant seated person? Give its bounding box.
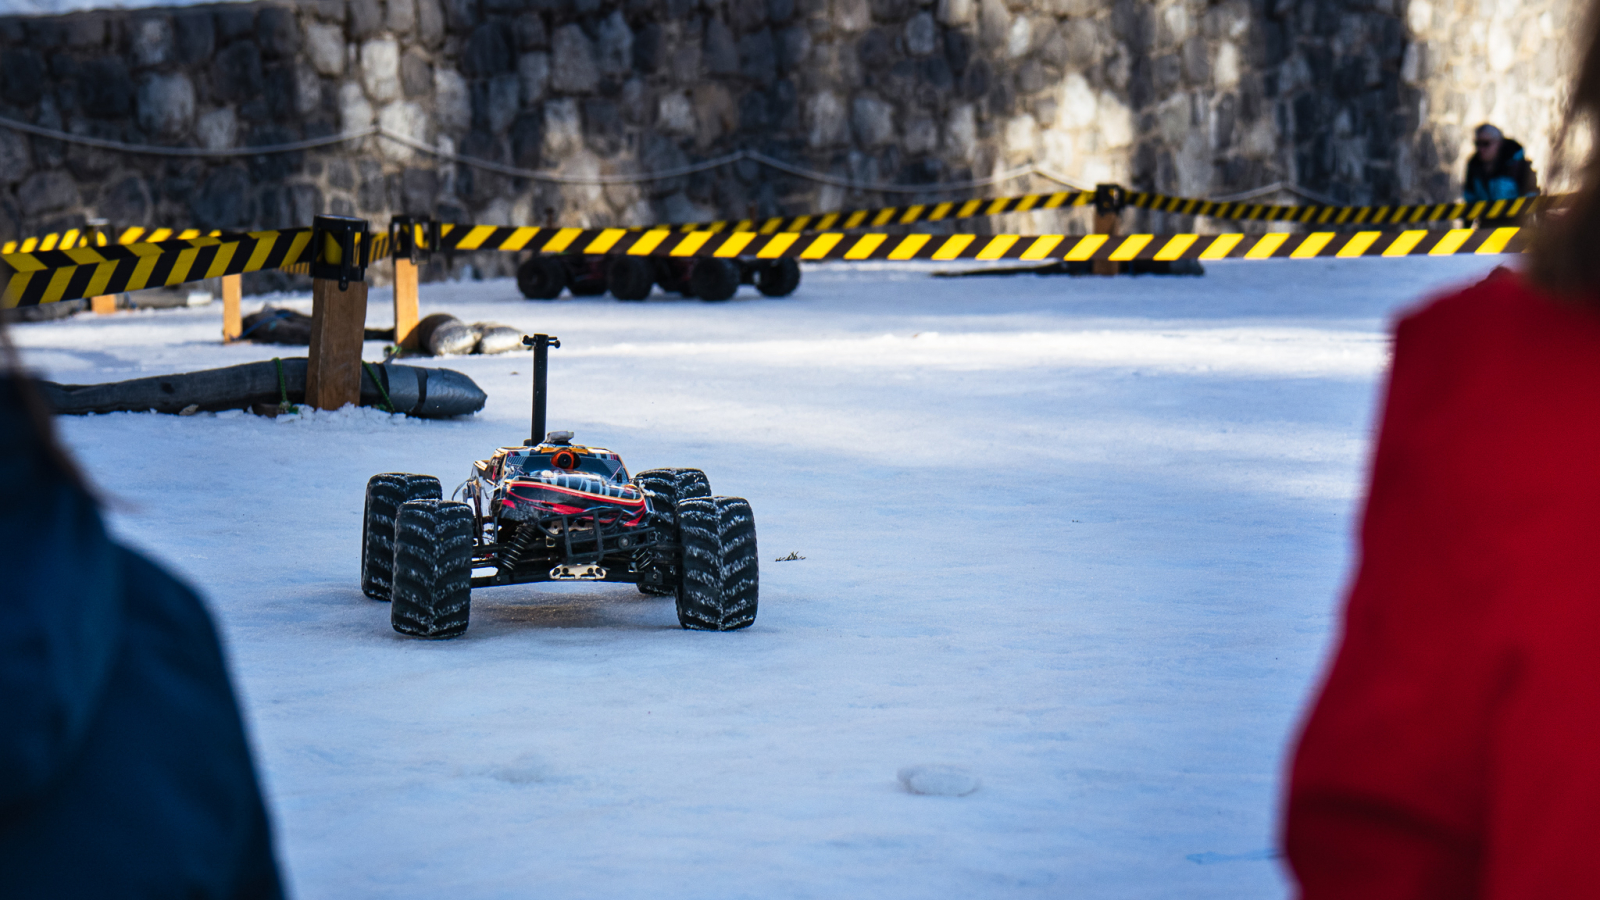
[1463,123,1539,225]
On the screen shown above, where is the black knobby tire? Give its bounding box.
[713,497,758,630]
[689,259,741,301]
[634,467,711,595]
[755,258,801,297]
[391,499,475,638]
[607,256,655,301]
[361,473,442,601]
[673,496,724,629]
[517,256,567,300]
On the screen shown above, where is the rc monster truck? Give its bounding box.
[358,334,757,639]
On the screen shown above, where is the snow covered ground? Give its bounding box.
[11,256,1503,898]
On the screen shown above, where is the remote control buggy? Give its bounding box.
[359,334,758,638]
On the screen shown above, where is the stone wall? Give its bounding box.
[0,0,1584,264]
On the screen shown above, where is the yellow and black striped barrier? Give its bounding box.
[1127,191,1547,225]
[3,228,313,309]
[2,224,1527,309]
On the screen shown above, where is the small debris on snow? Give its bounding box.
[178,404,200,416]
[775,551,806,561]
[1185,849,1280,865]
[898,765,979,797]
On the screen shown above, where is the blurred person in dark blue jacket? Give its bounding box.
[1464,123,1540,225]
[0,312,283,898]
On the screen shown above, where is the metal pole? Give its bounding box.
[523,334,560,445]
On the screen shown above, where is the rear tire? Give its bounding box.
[362,473,442,601]
[517,256,566,300]
[755,258,801,297]
[635,467,711,595]
[607,256,655,300]
[689,259,741,301]
[714,497,759,630]
[391,499,475,638]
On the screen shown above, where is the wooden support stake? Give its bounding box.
[90,294,117,314]
[1092,210,1121,277]
[305,277,369,411]
[221,274,242,342]
[393,257,420,349]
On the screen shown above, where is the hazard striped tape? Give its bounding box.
[1127,192,1546,225]
[0,226,235,255]
[3,225,1528,308]
[2,229,312,308]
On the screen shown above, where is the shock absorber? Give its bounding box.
[498,521,544,582]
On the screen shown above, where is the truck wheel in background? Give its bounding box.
[391,499,475,639]
[607,257,656,301]
[362,473,442,601]
[635,467,712,596]
[690,259,741,301]
[517,256,567,300]
[755,259,801,297]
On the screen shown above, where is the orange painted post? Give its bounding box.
[221,274,242,341]
[90,294,118,314]
[393,257,420,349]
[304,216,372,411]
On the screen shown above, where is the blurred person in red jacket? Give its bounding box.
[1283,5,1600,897]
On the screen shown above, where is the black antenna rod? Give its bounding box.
[521,334,560,445]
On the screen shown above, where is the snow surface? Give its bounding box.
[0,0,236,15]
[10,256,1505,898]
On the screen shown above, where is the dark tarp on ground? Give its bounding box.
[35,358,488,418]
[0,376,284,899]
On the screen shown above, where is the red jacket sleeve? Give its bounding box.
[1285,271,1600,899]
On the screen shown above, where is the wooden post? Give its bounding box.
[1092,210,1120,277]
[393,257,420,349]
[305,215,373,411]
[90,294,118,314]
[306,277,368,410]
[221,274,242,341]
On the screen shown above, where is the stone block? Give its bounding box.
[197,107,238,150]
[136,71,195,138]
[348,0,383,38]
[740,28,776,84]
[543,97,582,157]
[776,24,810,71]
[904,12,937,55]
[18,170,81,218]
[306,22,346,76]
[79,59,134,117]
[705,16,738,74]
[1181,35,1209,83]
[518,51,549,104]
[738,90,769,131]
[466,20,515,76]
[517,14,546,49]
[258,7,300,59]
[834,0,871,32]
[937,0,974,25]
[658,90,695,134]
[632,22,662,72]
[294,66,322,116]
[380,100,430,159]
[340,80,375,131]
[597,10,633,75]
[399,49,432,96]
[131,16,173,68]
[212,8,255,44]
[806,89,847,146]
[214,40,264,102]
[96,174,151,227]
[1004,112,1038,159]
[401,166,439,212]
[1,49,46,106]
[692,82,737,144]
[475,73,520,133]
[362,37,403,101]
[852,93,895,145]
[192,166,252,228]
[171,11,214,64]
[418,0,445,47]
[904,114,937,153]
[857,27,894,69]
[0,131,32,186]
[729,0,768,32]
[444,0,477,33]
[389,0,418,34]
[510,111,542,166]
[978,0,1008,48]
[582,97,622,153]
[871,0,908,21]
[435,67,470,130]
[328,158,356,188]
[944,101,975,159]
[551,24,599,93]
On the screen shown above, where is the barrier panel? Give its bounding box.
[2,224,1528,310]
